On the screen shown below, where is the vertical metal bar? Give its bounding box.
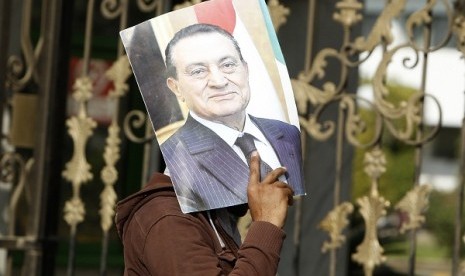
[293,0,317,274]
[65,0,96,275]
[408,10,433,276]
[304,0,317,72]
[452,88,465,276]
[100,231,109,276]
[67,226,77,276]
[329,105,345,276]
[100,1,128,272]
[0,0,12,139]
[82,0,96,77]
[23,0,67,274]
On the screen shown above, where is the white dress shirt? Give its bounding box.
[190,112,285,181]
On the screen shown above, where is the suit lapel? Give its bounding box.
[251,116,302,187]
[180,116,250,201]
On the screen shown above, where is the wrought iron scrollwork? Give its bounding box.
[136,0,165,13]
[294,0,454,275]
[6,0,44,91]
[123,110,155,144]
[100,0,126,19]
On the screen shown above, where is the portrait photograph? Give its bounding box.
[120,0,305,213]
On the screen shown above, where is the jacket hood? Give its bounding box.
[115,173,173,239]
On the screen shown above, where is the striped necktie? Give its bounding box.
[235,133,273,180]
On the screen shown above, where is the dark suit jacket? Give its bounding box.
[160,114,305,213]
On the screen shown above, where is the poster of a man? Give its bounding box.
[120,0,305,213]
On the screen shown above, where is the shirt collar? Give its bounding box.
[190,112,268,147]
[190,112,240,147]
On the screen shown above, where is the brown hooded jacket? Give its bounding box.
[115,173,286,275]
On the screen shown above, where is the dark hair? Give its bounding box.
[165,23,245,79]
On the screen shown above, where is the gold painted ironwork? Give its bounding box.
[453,10,465,56]
[136,0,165,13]
[6,0,44,91]
[292,0,456,275]
[351,147,390,276]
[267,0,290,32]
[319,202,354,253]
[61,1,98,274]
[123,110,156,143]
[99,121,120,232]
[451,2,465,274]
[352,0,406,53]
[333,0,363,29]
[62,76,97,226]
[352,192,389,276]
[395,184,432,234]
[99,0,132,235]
[0,152,34,276]
[98,56,131,233]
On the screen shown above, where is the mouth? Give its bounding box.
[209,91,237,101]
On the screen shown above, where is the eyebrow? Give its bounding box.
[184,55,239,69]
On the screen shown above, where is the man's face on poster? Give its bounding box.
[166,32,251,124]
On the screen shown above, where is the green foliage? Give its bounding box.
[424,191,461,258]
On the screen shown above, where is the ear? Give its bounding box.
[166,77,183,99]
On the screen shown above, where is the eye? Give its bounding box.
[221,61,238,73]
[189,67,208,78]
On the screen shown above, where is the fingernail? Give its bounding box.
[251,151,258,157]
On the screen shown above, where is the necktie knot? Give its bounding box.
[235,133,257,158]
[235,133,273,180]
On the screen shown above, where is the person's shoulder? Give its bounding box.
[160,118,195,149]
[132,186,189,227]
[251,115,299,132]
[116,173,192,235]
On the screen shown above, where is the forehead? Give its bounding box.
[171,32,240,64]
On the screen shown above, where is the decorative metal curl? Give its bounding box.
[383,93,442,145]
[395,184,432,233]
[6,0,44,91]
[7,157,34,236]
[101,0,124,19]
[352,0,407,52]
[406,0,453,53]
[292,48,347,115]
[0,153,26,185]
[123,110,155,143]
[319,202,354,253]
[333,0,363,29]
[299,95,383,148]
[136,0,163,13]
[342,95,383,149]
[453,5,465,56]
[268,0,290,32]
[371,43,443,144]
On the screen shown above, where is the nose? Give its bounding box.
[208,66,228,88]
